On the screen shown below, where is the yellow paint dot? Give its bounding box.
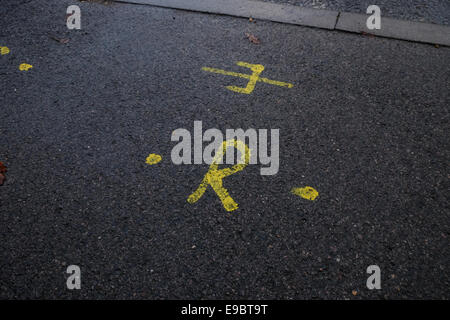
[1,46,10,55]
[19,63,33,71]
[145,154,162,165]
[291,186,319,201]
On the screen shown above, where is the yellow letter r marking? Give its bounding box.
[187,139,250,212]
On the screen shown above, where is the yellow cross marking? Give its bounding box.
[202,61,294,94]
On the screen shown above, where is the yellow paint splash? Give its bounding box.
[291,186,319,201]
[202,61,293,94]
[188,139,250,212]
[146,153,162,165]
[1,46,10,55]
[19,63,33,71]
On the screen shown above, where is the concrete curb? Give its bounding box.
[113,0,450,46]
[336,12,450,46]
[113,0,338,29]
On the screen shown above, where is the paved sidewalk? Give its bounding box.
[265,0,450,25]
[111,0,450,46]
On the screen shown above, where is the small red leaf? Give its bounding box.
[0,162,6,174]
[245,33,261,44]
[0,162,7,185]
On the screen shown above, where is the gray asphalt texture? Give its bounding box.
[0,0,449,299]
[265,0,450,26]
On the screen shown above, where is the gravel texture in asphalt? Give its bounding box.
[0,0,449,299]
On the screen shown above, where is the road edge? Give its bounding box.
[112,0,450,47]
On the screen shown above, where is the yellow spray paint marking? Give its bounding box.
[145,154,162,165]
[188,139,251,212]
[19,63,33,71]
[202,61,294,94]
[226,62,264,94]
[291,186,319,201]
[1,46,10,55]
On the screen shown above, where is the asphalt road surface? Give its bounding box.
[0,0,449,299]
